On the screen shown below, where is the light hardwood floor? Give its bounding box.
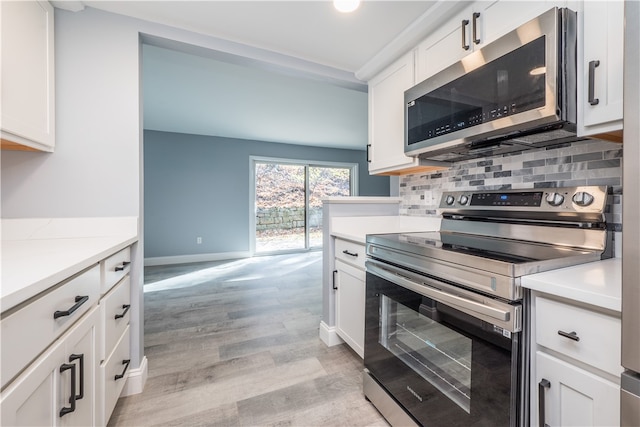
[108,252,388,426]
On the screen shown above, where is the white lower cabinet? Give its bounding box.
[531,293,621,427]
[335,259,365,358]
[98,249,133,425]
[101,326,131,424]
[1,243,134,426]
[1,307,99,426]
[536,351,620,427]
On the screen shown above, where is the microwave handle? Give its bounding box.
[461,19,470,51]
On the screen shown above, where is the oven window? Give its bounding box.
[379,295,472,413]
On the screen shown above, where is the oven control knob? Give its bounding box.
[458,195,469,205]
[445,195,455,205]
[545,192,564,207]
[573,191,595,207]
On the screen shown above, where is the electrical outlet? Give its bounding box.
[196,237,202,244]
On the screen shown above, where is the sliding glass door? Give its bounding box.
[253,158,356,254]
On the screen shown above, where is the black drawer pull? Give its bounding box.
[342,250,358,257]
[538,378,551,427]
[588,60,600,105]
[558,330,580,341]
[115,304,131,320]
[115,359,131,381]
[54,295,89,319]
[115,261,131,272]
[69,354,84,400]
[59,362,77,417]
[332,270,338,290]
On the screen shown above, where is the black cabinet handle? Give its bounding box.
[472,12,481,45]
[54,295,89,319]
[461,19,470,50]
[332,270,338,290]
[366,144,371,163]
[342,249,358,257]
[115,261,131,272]
[115,304,131,320]
[538,378,551,427]
[558,330,580,341]
[59,363,77,417]
[115,359,131,381]
[588,60,600,105]
[69,354,84,400]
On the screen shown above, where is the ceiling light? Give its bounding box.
[530,66,546,76]
[334,0,360,13]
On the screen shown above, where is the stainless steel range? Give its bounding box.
[363,186,611,427]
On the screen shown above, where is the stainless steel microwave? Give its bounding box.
[405,7,579,162]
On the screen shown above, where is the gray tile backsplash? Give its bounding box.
[399,139,623,231]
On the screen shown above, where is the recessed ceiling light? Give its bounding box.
[334,0,360,13]
[530,66,546,76]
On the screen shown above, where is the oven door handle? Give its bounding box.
[367,260,514,325]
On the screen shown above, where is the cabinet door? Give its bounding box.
[579,0,624,134]
[0,307,98,427]
[0,343,64,426]
[0,0,55,151]
[480,1,560,46]
[59,308,98,427]
[416,5,473,82]
[368,51,421,174]
[335,260,365,358]
[536,351,620,427]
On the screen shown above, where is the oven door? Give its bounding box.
[365,260,524,427]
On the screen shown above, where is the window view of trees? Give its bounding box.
[255,162,352,252]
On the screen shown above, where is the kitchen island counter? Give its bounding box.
[330,215,441,244]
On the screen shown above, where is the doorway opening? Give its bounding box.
[251,157,357,254]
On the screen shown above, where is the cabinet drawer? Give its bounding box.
[535,296,622,376]
[101,247,131,294]
[1,265,100,389]
[100,326,130,426]
[335,239,365,270]
[100,276,131,362]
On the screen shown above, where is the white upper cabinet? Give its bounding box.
[416,1,565,84]
[577,0,624,138]
[416,4,476,83]
[368,52,415,174]
[1,1,55,152]
[368,52,446,175]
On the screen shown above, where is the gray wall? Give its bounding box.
[144,130,389,259]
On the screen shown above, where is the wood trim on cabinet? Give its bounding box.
[589,131,623,144]
[376,164,449,176]
[1,138,42,152]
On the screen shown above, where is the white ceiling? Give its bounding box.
[74,1,437,150]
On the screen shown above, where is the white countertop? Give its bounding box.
[1,217,138,312]
[330,215,441,244]
[322,196,402,204]
[522,258,622,312]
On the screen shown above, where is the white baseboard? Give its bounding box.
[319,321,344,347]
[144,251,251,266]
[121,356,148,397]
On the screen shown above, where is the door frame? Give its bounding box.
[249,156,358,255]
